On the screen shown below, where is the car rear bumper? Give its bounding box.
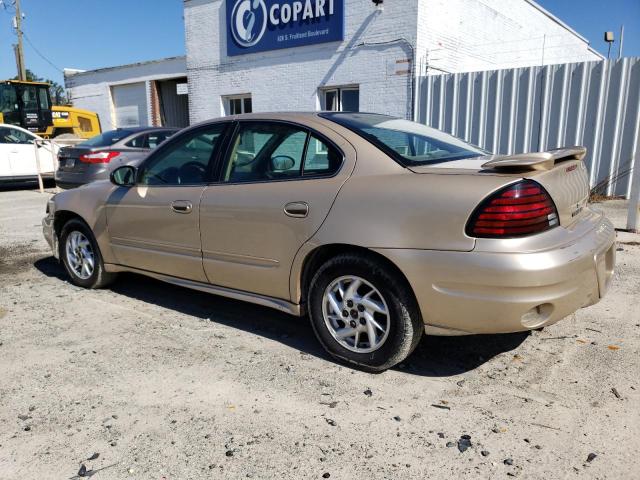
[55,167,109,189]
[375,211,616,335]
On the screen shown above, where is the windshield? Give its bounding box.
[321,113,486,166]
[79,129,136,147]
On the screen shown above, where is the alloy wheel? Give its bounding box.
[321,275,391,353]
[65,231,95,280]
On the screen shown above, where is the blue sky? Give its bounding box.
[0,0,638,85]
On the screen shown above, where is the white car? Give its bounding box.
[0,123,57,184]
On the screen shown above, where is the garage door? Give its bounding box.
[112,83,148,127]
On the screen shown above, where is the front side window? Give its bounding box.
[140,124,227,185]
[0,126,34,144]
[0,84,18,114]
[222,122,342,183]
[322,113,486,166]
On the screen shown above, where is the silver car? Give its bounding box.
[55,127,178,189]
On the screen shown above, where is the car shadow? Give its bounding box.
[0,179,56,192]
[34,256,529,377]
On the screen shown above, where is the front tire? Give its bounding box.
[60,219,116,289]
[308,254,423,372]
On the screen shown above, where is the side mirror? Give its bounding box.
[110,165,136,187]
[270,155,295,171]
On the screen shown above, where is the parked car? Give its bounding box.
[55,127,178,189]
[0,123,57,184]
[42,112,616,371]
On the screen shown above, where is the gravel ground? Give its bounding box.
[0,188,638,479]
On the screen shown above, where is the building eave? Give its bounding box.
[63,56,186,79]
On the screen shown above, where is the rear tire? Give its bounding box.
[59,218,117,289]
[307,253,423,372]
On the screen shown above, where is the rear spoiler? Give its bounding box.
[481,146,586,171]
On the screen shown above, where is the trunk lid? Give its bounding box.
[57,146,96,173]
[409,147,591,228]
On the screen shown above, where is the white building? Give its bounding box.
[66,0,602,129]
[64,56,189,130]
[184,0,602,122]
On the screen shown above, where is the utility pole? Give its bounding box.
[618,25,624,59]
[14,0,27,80]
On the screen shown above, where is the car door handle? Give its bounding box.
[171,200,193,214]
[284,201,309,218]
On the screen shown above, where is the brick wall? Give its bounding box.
[185,0,602,123]
[184,0,418,122]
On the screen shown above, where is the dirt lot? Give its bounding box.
[0,187,639,480]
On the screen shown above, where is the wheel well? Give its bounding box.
[53,210,85,239]
[299,244,419,310]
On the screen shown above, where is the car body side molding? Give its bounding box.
[103,263,301,316]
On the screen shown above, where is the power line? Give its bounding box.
[22,30,64,73]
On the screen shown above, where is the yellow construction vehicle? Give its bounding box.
[44,106,102,139]
[0,80,101,139]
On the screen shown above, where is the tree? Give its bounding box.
[12,69,69,105]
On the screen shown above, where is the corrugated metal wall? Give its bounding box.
[416,58,640,197]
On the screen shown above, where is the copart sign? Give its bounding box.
[226,0,345,56]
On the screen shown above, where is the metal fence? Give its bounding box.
[415,58,640,198]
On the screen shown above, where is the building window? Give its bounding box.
[321,86,359,112]
[224,94,252,116]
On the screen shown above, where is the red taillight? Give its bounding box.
[79,151,120,164]
[466,180,559,238]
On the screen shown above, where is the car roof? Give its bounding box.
[111,126,179,135]
[109,127,179,144]
[186,111,396,132]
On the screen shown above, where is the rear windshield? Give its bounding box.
[79,129,137,147]
[321,113,486,166]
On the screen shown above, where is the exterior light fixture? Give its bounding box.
[604,31,615,59]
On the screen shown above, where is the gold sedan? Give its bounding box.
[43,112,616,371]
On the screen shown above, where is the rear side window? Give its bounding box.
[303,134,342,176]
[37,87,50,110]
[222,122,342,183]
[147,131,173,148]
[126,131,175,149]
[126,134,147,148]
